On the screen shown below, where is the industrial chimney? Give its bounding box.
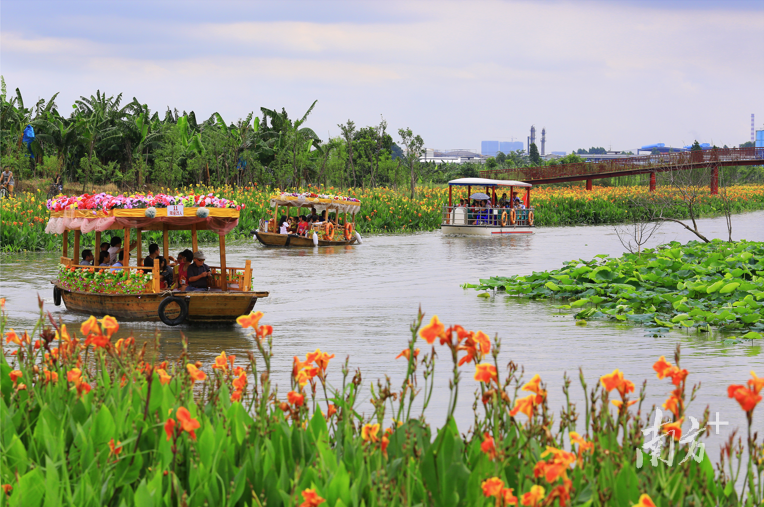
[541,128,546,156]
[530,125,536,148]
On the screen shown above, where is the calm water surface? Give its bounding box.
[2,211,763,457]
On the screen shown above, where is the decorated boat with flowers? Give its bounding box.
[46,192,268,325]
[254,191,363,247]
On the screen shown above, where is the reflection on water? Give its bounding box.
[1,211,763,456]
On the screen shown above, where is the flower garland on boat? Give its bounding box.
[272,192,360,203]
[47,193,245,212]
[58,265,152,295]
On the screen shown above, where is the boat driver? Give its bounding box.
[186,250,212,291]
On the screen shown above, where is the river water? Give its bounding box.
[2,211,763,458]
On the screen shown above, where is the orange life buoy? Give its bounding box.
[528,211,535,226]
[324,222,335,241]
[501,211,508,226]
[344,222,354,241]
[510,209,516,225]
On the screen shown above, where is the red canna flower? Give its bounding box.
[419,315,445,345]
[633,494,656,507]
[256,325,273,339]
[299,489,326,507]
[176,407,200,440]
[2,484,11,496]
[230,390,242,402]
[481,477,504,497]
[474,363,497,384]
[186,363,206,382]
[164,418,176,441]
[232,371,247,391]
[109,438,122,457]
[9,370,22,384]
[502,488,519,506]
[481,433,496,460]
[521,485,546,506]
[236,311,263,329]
[76,382,92,396]
[287,391,304,407]
[653,356,672,378]
[662,419,683,441]
[728,384,762,412]
[85,333,110,350]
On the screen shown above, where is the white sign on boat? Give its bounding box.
[167,205,184,217]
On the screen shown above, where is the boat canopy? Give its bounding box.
[269,192,361,215]
[447,178,532,188]
[45,193,241,235]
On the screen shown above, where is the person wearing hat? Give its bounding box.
[186,250,212,291]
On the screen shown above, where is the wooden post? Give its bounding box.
[448,185,453,207]
[526,187,531,208]
[649,172,656,192]
[62,230,69,259]
[243,259,252,292]
[152,258,160,293]
[124,228,131,266]
[95,231,101,260]
[586,178,593,191]
[492,188,496,206]
[710,165,719,195]
[191,225,198,252]
[162,224,169,259]
[136,229,142,265]
[219,234,227,291]
[73,230,81,264]
[273,204,279,232]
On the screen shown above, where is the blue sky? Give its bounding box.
[2,0,763,153]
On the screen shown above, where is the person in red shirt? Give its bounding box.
[296,215,309,236]
[176,250,193,288]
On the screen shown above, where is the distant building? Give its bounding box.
[637,143,688,155]
[551,151,566,156]
[756,129,764,148]
[481,141,499,157]
[499,141,523,153]
[422,149,483,165]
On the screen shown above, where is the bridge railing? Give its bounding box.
[480,147,764,181]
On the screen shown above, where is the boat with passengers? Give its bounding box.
[254,191,362,247]
[45,193,268,325]
[441,177,536,235]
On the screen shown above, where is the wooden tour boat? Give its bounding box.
[440,178,536,236]
[254,192,362,247]
[46,198,268,325]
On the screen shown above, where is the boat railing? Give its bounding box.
[440,206,536,227]
[59,257,254,293]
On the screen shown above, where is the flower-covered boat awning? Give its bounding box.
[46,207,240,234]
[269,192,361,215]
[45,193,243,234]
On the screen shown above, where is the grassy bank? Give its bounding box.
[2,184,764,253]
[465,240,764,340]
[2,306,763,506]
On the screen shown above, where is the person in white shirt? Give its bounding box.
[279,215,289,234]
[107,237,122,264]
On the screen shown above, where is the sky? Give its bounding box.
[1,0,763,154]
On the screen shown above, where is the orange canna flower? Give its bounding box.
[5,329,21,345]
[481,433,497,460]
[85,333,110,350]
[381,434,390,457]
[419,315,445,345]
[228,354,236,370]
[67,368,82,384]
[748,371,764,394]
[362,423,380,443]
[2,484,11,495]
[474,363,497,384]
[296,366,319,387]
[233,371,247,391]
[176,407,200,440]
[76,382,92,396]
[600,369,624,392]
[396,348,420,360]
[156,369,172,385]
[633,494,657,507]
[481,477,505,497]
[663,393,682,418]
[230,390,242,402]
[521,485,546,506]
[43,369,59,384]
[728,384,762,412]
[287,391,305,407]
[256,325,273,339]
[502,488,519,506]
[662,419,683,441]
[474,330,491,354]
[327,404,337,418]
[653,356,673,378]
[164,418,176,441]
[236,311,263,329]
[109,439,122,457]
[521,374,547,403]
[510,394,537,418]
[99,315,119,338]
[299,488,326,507]
[80,316,100,337]
[612,399,638,409]
[55,325,71,344]
[536,446,576,483]
[314,351,335,372]
[212,351,228,370]
[569,431,593,454]
[9,370,22,383]
[186,363,206,382]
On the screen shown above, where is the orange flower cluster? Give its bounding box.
[600,369,637,411]
[67,368,91,396]
[481,477,518,506]
[236,311,273,340]
[165,407,200,441]
[292,348,334,387]
[80,315,119,350]
[510,374,547,419]
[728,371,763,413]
[299,488,326,507]
[419,316,491,364]
[653,355,688,420]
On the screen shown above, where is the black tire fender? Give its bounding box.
[158,296,189,326]
[53,286,62,306]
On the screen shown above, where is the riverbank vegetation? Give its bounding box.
[466,240,764,340]
[3,184,764,253]
[2,305,763,506]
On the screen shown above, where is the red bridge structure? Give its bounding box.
[479,147,764,195]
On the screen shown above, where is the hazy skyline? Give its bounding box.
[2,0,762,153]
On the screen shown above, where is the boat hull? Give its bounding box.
[255,231,357,247]
[59,287,269,324]
[440,225,534,236]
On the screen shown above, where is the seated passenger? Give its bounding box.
[278,215,289,234]
[81,249,94,266]
[158,256,174,289]
[98,251,110,266]
[289,217,298,234]
[498,193,508,207]
[297,215,309,236]
[185,251,211,291]
[309,207,320,222]
[176,249,193,287]
[111,252,125,273]
[100,242,110,255]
